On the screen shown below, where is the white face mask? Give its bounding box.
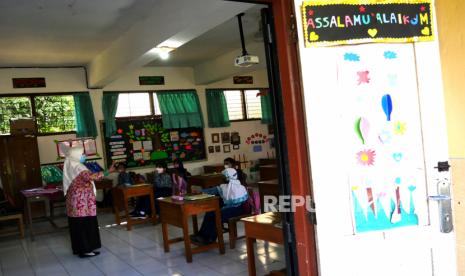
[156,168,164,174]
[224,165,230,169]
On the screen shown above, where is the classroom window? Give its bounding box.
[244,89,262,119]
[224,89,263,121]
[34,95,76,134]
[0,97,33,135]
[115,92,161,118]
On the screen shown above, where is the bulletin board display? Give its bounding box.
[55,137,99,160]
[101,117,206,168]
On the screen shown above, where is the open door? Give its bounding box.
[292,1,458,275]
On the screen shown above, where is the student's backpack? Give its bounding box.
[246,187,261,215]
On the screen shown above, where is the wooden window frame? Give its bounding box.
[222,87,266,122]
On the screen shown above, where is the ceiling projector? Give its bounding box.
[235,55,259,67]
[234,13,259,68]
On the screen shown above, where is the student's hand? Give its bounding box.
[108,161,117,173]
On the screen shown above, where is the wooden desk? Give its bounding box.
[158,197,225,263]
[259,158,277,166]
[203,164,224,174]
[95,178,113,190]
[112,184,157,230]
[187,174,224,192]
[257,179,280,212]
[21,188,66,241]
[259,164,278,181]
[242,212,284,276]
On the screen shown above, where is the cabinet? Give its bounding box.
[0,135,42,208]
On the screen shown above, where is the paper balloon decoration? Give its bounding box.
[381,94,393,121]
[355,117,370,144]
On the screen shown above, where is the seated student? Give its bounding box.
[153,162,173,214]
[224,157,247,186]
[191,168,248,245]
[172,158,191,180]
[131,162,173,218]
[117,163,133,187]
[171,159,190,197]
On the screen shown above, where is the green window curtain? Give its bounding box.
[261,89,273,124]
[156,90,204,129]
[102,92,119,137]
[206,89,230,128]
[73,92,98,137]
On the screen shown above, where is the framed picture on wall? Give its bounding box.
[208,146,214,153]
[215,145,221,152]
[223,144,231,153]
[212,133,220,143]
[221,132,230,143]
[233,144,240,150]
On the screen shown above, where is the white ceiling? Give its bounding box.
[0,0,265,68]
[146,5,265,67]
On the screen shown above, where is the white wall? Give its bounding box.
[0,66,273,178]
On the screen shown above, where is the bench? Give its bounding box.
[0,213,24,238]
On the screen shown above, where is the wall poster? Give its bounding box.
[337,44,428,233]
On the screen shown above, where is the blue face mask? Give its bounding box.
[79,155,87,163]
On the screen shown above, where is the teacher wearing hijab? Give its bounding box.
[63,146,116,258]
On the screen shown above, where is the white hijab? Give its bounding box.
[219,168,248,204]
[63,146,89,195]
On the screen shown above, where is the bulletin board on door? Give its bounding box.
[100,117,206,168]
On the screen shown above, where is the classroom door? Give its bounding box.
[294,27,457,276]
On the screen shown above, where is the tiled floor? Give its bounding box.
[0,213,286,276]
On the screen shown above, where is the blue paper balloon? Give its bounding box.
[381,94,393,121]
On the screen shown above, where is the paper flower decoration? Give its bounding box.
[344,53,360,62]
[393,121,407,135]
[356,149,376,166]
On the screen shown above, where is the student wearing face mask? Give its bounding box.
[63,146,116,258]
[153,162,173,214]
[224,157,247,186]
[116,162,133,187]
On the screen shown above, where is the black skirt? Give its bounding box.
[68,216,101,255]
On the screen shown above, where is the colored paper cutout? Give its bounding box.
[344,52,360,62]
[352,188,418,232]
[367,28,378,37]
[393,152,403,162]
[381,94,393,121]
[387,74,398,87]
[383,51,397,59]
[355,117,370,144]
[356,149,376,166]
[378,130,392,144]
[357,71,370,85]
[393,121,407,135]
[253,145,263,152]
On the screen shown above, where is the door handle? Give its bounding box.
[428,178,453,233]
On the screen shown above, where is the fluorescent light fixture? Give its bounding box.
[148,46,176,60]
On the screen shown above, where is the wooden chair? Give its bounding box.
[223,213,253,249]
[0,213,25,238]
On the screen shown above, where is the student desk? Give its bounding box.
[242,212,284,276]
[187,174,224,192]
[21,187,66,241]
[257,179,280,212]
[112,184,157,230]
[203,164,224,174]
[259,164,278,181]
[158,196,225,263]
